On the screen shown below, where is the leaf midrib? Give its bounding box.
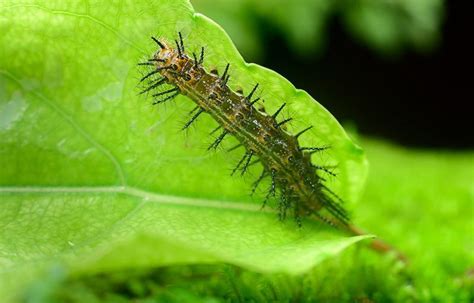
[0,185,267,213]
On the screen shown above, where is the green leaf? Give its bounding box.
[0,0,368,301]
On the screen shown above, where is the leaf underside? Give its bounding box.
[0,0,368,301]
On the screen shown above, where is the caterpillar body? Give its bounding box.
[139,33,349,227]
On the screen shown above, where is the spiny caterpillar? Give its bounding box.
[138,33,349,227]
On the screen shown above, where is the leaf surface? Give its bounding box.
[0,0,368,301]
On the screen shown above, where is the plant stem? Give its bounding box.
[315,215,407,262]
[346,224,408,263]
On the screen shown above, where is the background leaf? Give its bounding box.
[0,0,368,301]
[192,0,444,59]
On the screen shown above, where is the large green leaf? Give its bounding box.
[0,0,368,301]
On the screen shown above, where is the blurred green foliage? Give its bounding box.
[192,0,445,59]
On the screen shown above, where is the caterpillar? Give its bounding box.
[138,33,349,227]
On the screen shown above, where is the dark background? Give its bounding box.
[259,2,472,149]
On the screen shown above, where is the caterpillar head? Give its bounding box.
[152,40,178,65]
